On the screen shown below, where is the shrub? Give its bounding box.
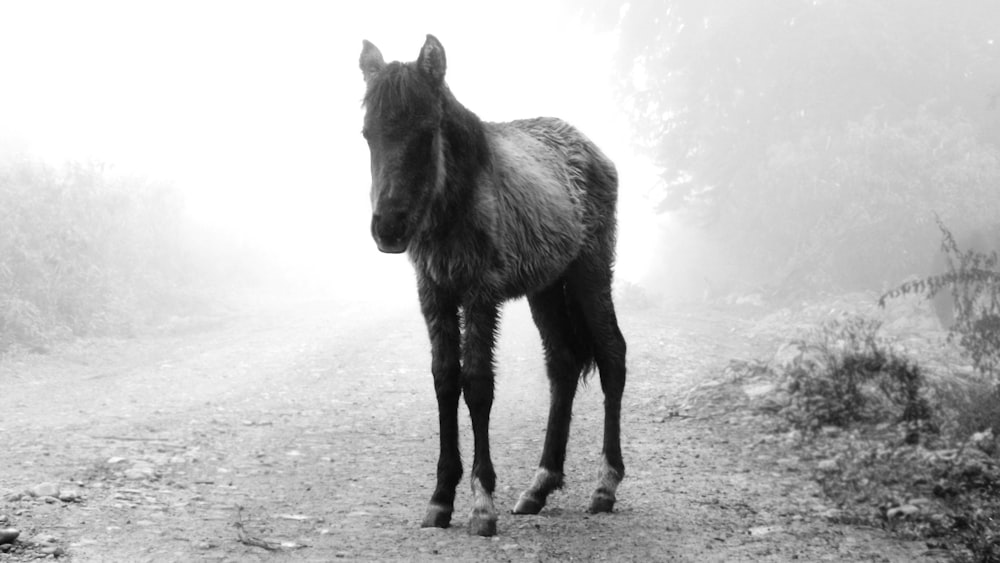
[614,280,652,310]
[779,316,934,435]
[881,218,1000,380]
[0,157,203,351]
[776,306,1000,560]
[714,110,1000,293]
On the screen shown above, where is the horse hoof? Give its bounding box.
[467,513,497,537]
[512,493,544,515]
[421,503,452,528]
[588,493,616,514]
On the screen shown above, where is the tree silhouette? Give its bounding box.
[587,0,1000,215]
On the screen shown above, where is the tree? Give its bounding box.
[583,0,1000,290]
[590,0,1000,214]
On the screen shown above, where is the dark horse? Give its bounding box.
[359,35,626,536]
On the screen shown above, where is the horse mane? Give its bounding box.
[439,89,490,191]
[363,62,435,119]
[364,61,490,177]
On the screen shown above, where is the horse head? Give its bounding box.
[360,35,448,254]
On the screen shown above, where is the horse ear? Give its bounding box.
[417,34,446,86]
[360,40,385,82]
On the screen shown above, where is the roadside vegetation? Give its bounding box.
[748,229,1000,562]
[583,6,1000,555]
[0,154,262,354]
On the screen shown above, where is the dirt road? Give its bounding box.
[0,296,936,561]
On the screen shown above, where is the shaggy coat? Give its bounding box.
[360,34,626,537]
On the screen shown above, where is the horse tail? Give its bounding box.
[564,283,598,380]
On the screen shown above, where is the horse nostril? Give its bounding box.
[371,211,409,245]
[386,210,408,231]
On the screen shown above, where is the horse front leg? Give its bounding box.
[461,299,500,536]
[419,285,462,529]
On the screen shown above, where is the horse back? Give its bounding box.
[475,117,618,296]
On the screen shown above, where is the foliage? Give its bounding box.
[580,0,1000,293]
[0,156,208,352]
[779,316,933,434]
[809,427,1000,562]
[881,219,1000,380]
[767,308,1000,560]
[941,380,1000,443]
[585,0,1000,212]
[614,280,653,311]
[733,111,1000,290]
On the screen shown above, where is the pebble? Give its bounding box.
[816,459,839,472]
[0,528,20,545]
[748,525,782,536]
[822,508,843,520]
[40,545,65,556]
[820,426,841,437]
[31,533,58,545]
[887,504,920,519]
[124,462,156,480]
[742,382,776,399]
[58,489,83,503]
[30,482,60,498]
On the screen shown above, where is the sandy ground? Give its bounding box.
[0,295,940,561]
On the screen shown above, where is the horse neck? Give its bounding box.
[434,91,490,216]
[441,90,488,174]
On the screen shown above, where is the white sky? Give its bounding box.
[0,0,659,288]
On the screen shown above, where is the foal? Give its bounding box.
[359,34,627,536]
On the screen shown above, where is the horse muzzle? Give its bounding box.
[371,212,410,254]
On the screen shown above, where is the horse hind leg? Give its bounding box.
[570,272,627,513]
[513,282,587,515]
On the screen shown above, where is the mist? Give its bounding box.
[5,3,1000,557]
[0,0,661,314]
[3,1,998,322]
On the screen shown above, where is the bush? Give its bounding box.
[780,316,934,435]
[775,310,1000,561]
[0,157,205,352]
[711,110,1000,293]
[810,427,1000,561]
[881,218,1000,380]
[614,280,653,310]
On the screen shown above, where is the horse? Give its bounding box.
[358,34,627,537]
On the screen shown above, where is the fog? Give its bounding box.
[5,1,997,318]
[0,0,660,305]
